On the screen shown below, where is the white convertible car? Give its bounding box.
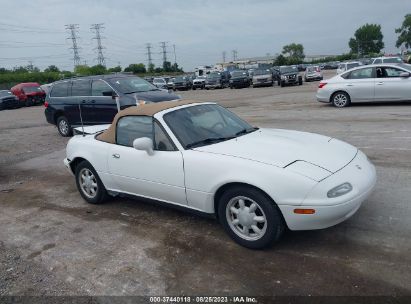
[64,100,376,249]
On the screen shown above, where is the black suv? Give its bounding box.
[277,65,302,87]
[229,70,250,89]
[44,74,180,136]
[173,76,192,91]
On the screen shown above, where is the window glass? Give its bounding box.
[347,68,373,79]
[71,80,91,97]
[347,63,360,70]
[383,57,402,63]
[373,59,382,64]
[92,80,113,96]
[383,67,403,78]
[116,116,153,147]
[50,82,69,97]
[154,122,175,151]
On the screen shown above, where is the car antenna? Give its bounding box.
[78,103,85,137]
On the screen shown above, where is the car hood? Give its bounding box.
[193,128,357,173]
[133,90,180,102]
[281,72,297,76]
[253,75,271,79]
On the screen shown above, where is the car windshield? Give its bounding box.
[383,57,402,63]
[398,63,411,72]
[253,69,271,76]
[154,79,165,84]
[280,66,298,73]
[207,73,221,79]
[196,76,206,80]
[231,71,247,77]
[110,76,158,93]
[0,91,12,97]
[164,104,257,149]
[307,66,319,72]
[22,86,42,93]
[347,63,360,70]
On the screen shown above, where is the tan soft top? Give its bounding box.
[97,99,204,144]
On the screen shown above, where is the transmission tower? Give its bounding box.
[65,24,81,68]
[222,51,226,63]
[90,23,106,66]
[159,41,168,65]
[146,43,153,68]
[173,44,177,64]
[232,49,238,61]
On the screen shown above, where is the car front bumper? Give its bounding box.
[279,150,377,230]
[63,158,73,175]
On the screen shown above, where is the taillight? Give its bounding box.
[44,101,49,108]
[318,82,327,89]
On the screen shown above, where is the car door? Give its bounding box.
[344,67,375,102]
[108,116,186,205]
[70,79,93,124]
[375,66,411,101]
[91,80,118,123]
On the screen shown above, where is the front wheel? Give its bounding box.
[332,91,351,108]
[75,160,108,204]
[218,186,285,249]
[298,78,303,85]
[56,116,73,137]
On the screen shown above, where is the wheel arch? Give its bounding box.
[213,182,281,219]
[330,90,351,103]
[53,110,65,124]
[68,157,88,174]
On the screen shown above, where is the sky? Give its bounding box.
[0,0,409,72]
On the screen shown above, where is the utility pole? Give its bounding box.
[146,43,153,68]
[90,23,106,66]
[222,51,226,63]
[159,41,168,66]
[173,44,177,64]
[65,24,81,68]
[232,49,238,61]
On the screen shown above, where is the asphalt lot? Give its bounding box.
[0,70,410,296]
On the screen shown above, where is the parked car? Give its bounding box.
[64,100,376,249]
[205,72,226,89]
[173,76,192,91]
[152,78,168,90]
[371,57,403,64]
[317,63,411,107]
[10,82,46,106]
[304,65,323,82]
[167,78,175,90]
[336,62,362,74]
[192,76,206,90]
[0,90,20,110]
[44,74,180,136]
[278,66,302,87]
[252,69,274,87]
[229,70,250,89]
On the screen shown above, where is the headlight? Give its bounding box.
[281,75,286,80]
[327,183,353,198]
[229,80,233,83]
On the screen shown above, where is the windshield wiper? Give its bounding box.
[186,136,235,149]
[235,127,259,137]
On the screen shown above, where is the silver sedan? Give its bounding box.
[316,63,411,107]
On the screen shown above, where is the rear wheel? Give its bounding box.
[280,81,285,87]
[56,115,73,137]
[332,91,351,108]
[75,160,108,204]
[218,186,285,249]
[26,97,34,107]
[298,78,303,85]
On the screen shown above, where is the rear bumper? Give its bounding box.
[316,90,331,103]
[44,108,55,124]
[280,151,377,230]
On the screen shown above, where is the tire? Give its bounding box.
[56,115,73,137]
[75,160,108,204]
[331,91,351,108]
[26,97,34,107]
[298,78,303,85]
[280,81,285,87]
[193,87,196,90]
[218,186,285,249]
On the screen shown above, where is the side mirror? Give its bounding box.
[133,137,154,155]
[102,90,114,97]
[399,72,410,78]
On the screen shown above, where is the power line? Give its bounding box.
[65,24,81,68]
[91,23,106,66]
[146,43,153,67]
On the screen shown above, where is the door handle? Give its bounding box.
[91,100,96,103]
[346,84,354,86]
[81,100,87,103]
[112,154,120,159]
[377,82,384,85]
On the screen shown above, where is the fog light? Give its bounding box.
[294,209,316,214]
[327,183,352,198]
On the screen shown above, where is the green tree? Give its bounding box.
[74,65,91,75]
[274,54,287,66]
[395,14,411,49]
[89,64,107,75]
[107,66,122,73]
[44,65,60,73]
[282,43,305,63]
[162,61,172,72]
[148,63,155,73]
[124,63,146,74]
[349,23,384,56]
[13,66,29,73]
